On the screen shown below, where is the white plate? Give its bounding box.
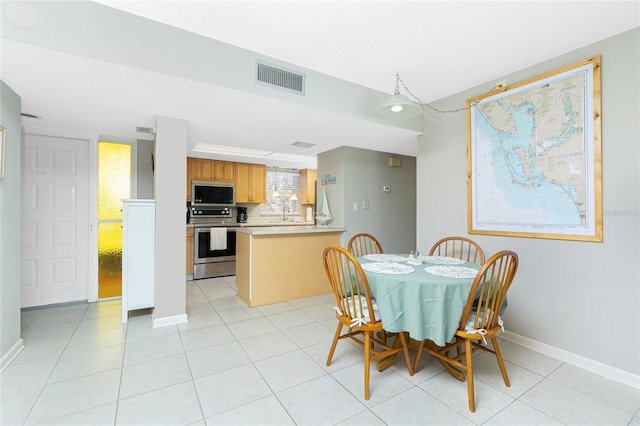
[424,265,478,279]
[362,262,414,274]
[421,255,466,265]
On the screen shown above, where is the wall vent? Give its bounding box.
[256,61,305,95]
[136,126,155,134]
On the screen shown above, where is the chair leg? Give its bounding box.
[364,331,371,400]
[491,337,511,387]
[326,323,343,366]
[465,339,475,412]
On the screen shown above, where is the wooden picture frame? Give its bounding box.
[467,56,602,242]
[0,125,5,179]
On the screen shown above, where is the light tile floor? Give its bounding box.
[2,276,639,425]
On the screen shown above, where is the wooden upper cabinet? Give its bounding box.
[236,162,266,203]
[188,158,235,180]
[213,161,235,181]
[190,158,213,179]
[186,158,236,201]
[249,164,266,203]
[299,169,317,204]
[186,158,195,201]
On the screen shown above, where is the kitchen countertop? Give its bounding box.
[237,225,346,235]
[187,221,317,228]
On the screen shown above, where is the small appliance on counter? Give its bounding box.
[237,207,247,223]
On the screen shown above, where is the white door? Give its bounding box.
[21,134,89,307]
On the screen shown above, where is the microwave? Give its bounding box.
[191,180,236,207]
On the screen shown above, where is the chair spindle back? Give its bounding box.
[348,233,383,257]
[430,236,486,264]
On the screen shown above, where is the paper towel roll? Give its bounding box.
[306,207,313,222]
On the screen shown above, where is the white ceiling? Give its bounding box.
[2,1,638,168]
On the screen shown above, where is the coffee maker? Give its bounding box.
[237,207,247,223]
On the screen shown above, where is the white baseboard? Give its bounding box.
[1,338,24,373]
[503,331,640,390]
[152,313,188,328]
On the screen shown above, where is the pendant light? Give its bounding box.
[271,167,280,197]
[376,71,505,119]
[375,72,423,120]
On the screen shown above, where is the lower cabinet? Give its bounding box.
[186,226,194,275]
[122,199,155,323]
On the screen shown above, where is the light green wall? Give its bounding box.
[417,28,639,377]
[0,80,23,363]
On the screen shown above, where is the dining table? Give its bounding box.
[358,253,486,378]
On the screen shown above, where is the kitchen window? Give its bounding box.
[262,168,300,217]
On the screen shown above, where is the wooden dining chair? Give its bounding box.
[322,245,413,400]
[347,233,383,257]
[429,236,486,264]
[412,250,519,412]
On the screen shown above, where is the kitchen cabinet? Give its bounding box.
[235,162,266,203]
[186,226,194,275]
[299,169,317,204]
[213,161,235,181]
[122,199,155,323]
[189,158,235,181]
[186,158,236,201]
[188,157,212,180]
[186,157,198,201]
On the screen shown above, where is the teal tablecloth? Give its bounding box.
[359,255,480,346]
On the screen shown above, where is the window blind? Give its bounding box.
[262,168,301,217]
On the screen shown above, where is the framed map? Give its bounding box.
[467,56,602,241]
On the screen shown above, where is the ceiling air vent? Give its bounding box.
[291,141,315,148]
[256,61,305,95]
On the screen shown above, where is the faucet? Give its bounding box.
[282,203,290,222]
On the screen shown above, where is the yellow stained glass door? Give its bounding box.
[98,141,131,298]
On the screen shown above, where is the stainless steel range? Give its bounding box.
[190,206,239,279]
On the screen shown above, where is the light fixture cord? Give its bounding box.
[396,73,498,114]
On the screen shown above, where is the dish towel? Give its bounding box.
[210,228,227,251]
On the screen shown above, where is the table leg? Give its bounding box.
[422,339,465,382]
[376,335,465,382]
[375,333,402,372]
[375,335,421,372]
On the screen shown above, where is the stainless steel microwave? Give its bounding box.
[191,180,236,207]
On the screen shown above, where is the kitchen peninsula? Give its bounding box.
[236,225,346,307]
